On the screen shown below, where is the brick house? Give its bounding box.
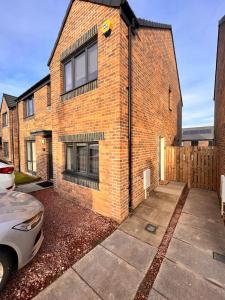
[182,126,214,147]
[214,15,225,185]
[1,0,182,223]
[16,75,52,181]
[0,94,19,169]
[47,0,182,222]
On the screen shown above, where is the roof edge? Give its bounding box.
[17,74,50,102]
[138,18,172,30]
[219,15,225,26]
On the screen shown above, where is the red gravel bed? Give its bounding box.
[134,186,189,300]
[0,188,117,300]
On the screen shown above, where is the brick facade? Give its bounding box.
[1,0,182,223]
[18,82,52,180]
[215,17,225,185]
[49,0,182,222]
[0,96,19,169]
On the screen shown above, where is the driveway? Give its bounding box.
[149,188,225,299]
[0,188,117,300]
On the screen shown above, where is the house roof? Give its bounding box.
[214,15,225,101]
[17,74,50,102]
[47,0,172,66]
[138,18,172,30]
[219,15,225,26]
[182,126,214,141]
[2,93,17,109]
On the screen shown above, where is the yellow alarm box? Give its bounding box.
[101,20,112,37]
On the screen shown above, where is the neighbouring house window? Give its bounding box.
[2,112,8,127]
[47,84,51,107]
[169,87,172,111]
[26,141,37,174]
[3,142,9,158]
[63,40,98,93]
[65,142,99,180]
[191,140,198,146]
[25,97,34,117]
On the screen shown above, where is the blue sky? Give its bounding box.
[0,0,224,127]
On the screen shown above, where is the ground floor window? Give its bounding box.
[65,142,99,180]
[26,141,37,174]
[3,142,8,158]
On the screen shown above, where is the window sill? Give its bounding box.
[62,171,99,190]
[61,80,97,102]
[24,115,35,121]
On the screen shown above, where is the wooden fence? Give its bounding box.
[165,146,218,191]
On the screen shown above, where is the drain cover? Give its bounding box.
[213,252,225,264]
[145,223,157,234]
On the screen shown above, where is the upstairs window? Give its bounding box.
[65,142,99,180]
[3,142,9,158]
[47,84,51,107]
[2,113,8,127]
[63,40,98,93]
[25,97,34,117]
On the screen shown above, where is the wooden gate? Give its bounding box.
[165,146,218,191]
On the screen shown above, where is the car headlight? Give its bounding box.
[12,212,43,231]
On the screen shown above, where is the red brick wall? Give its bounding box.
[49,0,182,222]
[130,26,182,208]
[0,98,19,169]
[215,21,225,185]
[18,84,52,180]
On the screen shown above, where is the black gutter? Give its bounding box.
[16,104,21,171]
[17,75,50,102]
[128,23,132,209]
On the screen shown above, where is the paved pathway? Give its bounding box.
[149,188,225,300]
[16,181,50,193]
[34,182,185,300]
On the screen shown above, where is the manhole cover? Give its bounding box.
[37,181,53,188]
[145,223,157,234]
[213,252,225,264]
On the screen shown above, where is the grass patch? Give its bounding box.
[15,171,40,186]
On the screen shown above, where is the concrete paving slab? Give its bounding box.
[179,213,225,238]
[119,215,166,247]
[34,269,100,300]
[166,238,225,289]
[73,245,143,300]
[16,181,45,193]
[183,200,221,221]
[101,230,156,273]
[153,259,225,300]
[143,196,176,213]
[155,182,185,196]
[174,222,225,254]
[149,191,178,203]
[148,289,167,300]
[134,204,173,227]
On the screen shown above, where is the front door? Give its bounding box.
[159,137,165,181]
[48,138,53,180]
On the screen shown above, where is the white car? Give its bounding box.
[0,162,15,190]
[0,188,44,290]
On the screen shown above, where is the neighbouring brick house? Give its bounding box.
[1,0,182,223]
[182,126,214,147]
[215,15,225,185]
[17,75,52,181]
[0,94,19,169]
[47,0,182,222]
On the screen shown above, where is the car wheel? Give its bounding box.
[0,250,13,291]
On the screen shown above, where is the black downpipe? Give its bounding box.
[128,22,133,210]
[16,104,21,171]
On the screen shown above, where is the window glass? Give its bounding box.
[75,52,86,88]
[32,142,37,172]
[26,98,34,117]
[77,144,87,173]
[90,144,99,175]
[27,142,31,160]
[88,43,98,81]
[65,61,73,92]
[66,145,73,171]
[3,142,8,157]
